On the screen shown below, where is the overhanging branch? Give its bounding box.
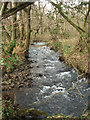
[0,2,8,16]
[51,1,86,34]
[0,2,34,21]
[83,1,90,28]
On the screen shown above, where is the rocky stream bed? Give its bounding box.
[2,42,89,119]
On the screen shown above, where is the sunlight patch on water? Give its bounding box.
[40,86,51,94]
[60,71,71,76]
[78,78,86,83]
[56,71,71,78]
[45,66,55,69]
[44,59,59,63]
[43,86,70,101]
[51,85,65,93]
[40,85,66,100]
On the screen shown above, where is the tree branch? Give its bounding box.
[0,2,34,20]
[23,8,28,13]
[0,2,8,16]
[51,2,85,34]
[83,1,90,28]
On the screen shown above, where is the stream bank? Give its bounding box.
[2,42,89,119]
[46,39,89,78]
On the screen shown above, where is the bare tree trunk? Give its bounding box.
[7,2,17,54]
[2,24,11,41]
[39,2,46,35]
[19,10,24,47]
[24,5,31,58]
[12,2,17,41]
[88,6,90,74]
[40,14,43,34]
[0,2,8,16]
[1,2,10,42]
[1,2,34,20]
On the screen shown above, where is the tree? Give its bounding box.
[0,2,8,16]
[0,2,34,20]
[19,10,24,47]
[50,1,85,34]
[6,2,17,54]
[24,5,31,58]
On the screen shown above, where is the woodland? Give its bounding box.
[0,0,90,120]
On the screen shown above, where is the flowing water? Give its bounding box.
[16,42,89,119]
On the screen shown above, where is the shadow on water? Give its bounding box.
[15,42,89,119]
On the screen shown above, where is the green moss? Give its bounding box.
[17,108,48,119]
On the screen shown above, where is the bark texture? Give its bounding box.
[1,2,34,20]
[0,2,8,16]
[19,10,24,46]
[24,5,31,58]
[7,2,17,54]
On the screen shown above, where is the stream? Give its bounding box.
[15,42,89,119]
